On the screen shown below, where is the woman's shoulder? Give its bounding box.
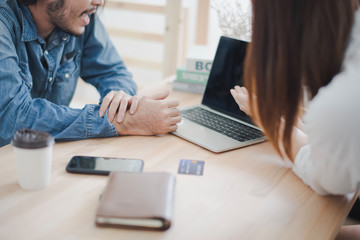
[304,11,360,136]
[342,10,360,72]
[304,64,360,139]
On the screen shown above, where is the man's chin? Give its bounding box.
[61,27,85,37]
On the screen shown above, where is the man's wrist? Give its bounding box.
[112,113,148,136]
[112,117,132,135]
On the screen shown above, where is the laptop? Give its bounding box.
[172,36,266,152]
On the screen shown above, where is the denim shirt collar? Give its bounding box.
[19,4,42,43]
[19,4,70,48]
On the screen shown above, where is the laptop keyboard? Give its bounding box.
[181,107,264,142]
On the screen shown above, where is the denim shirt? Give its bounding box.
[0,0,137,147]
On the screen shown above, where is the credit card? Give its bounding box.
[178,159,204,176]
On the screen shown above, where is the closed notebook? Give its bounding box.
[95,171,176,231]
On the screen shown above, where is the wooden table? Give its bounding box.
[0,85,357,240]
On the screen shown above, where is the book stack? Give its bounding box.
[173,45,215,94]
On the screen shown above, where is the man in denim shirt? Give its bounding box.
[0,0,181,147]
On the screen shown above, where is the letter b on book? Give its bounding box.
[195,61,212,72]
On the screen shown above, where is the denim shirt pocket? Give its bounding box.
[18,62,33,89]
[49,51,81,106]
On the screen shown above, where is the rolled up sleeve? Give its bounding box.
[0,20,118,147]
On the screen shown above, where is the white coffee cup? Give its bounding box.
[12,129,54,190]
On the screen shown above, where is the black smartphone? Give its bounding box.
[66,155,144,175]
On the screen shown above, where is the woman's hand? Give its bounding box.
[99,90,140,123]
[230,85,251,116]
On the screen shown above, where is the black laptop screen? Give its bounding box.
[202,36,253,124]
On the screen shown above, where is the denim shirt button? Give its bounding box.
[64,73,70,79]
[48,77,53,82]
[63,36,68,41]
[30,82,32,87]
[44,50,48,55]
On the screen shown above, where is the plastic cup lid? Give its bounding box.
[12,129,54,149]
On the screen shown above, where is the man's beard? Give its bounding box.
[46,0,83,37]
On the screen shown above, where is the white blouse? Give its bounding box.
[292,11,360,195]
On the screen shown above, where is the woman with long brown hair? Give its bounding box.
[231,0,360,238]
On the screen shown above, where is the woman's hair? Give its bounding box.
[245,0,358,160]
